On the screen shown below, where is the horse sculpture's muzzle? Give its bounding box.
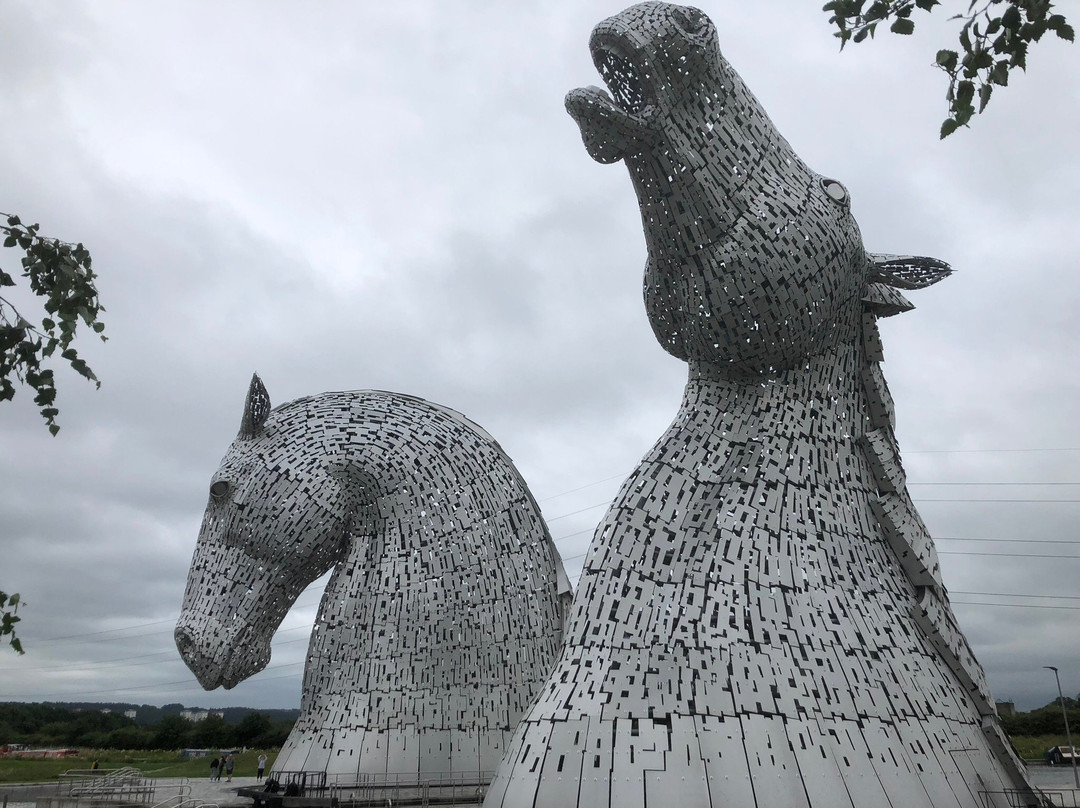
[174,613,269,690]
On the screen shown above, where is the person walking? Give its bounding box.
[209,757,219,781]
[257,754,267,780]
[224,753,235,783]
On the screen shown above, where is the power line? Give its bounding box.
[5,633,314,673]
[936,537,1078,544]
[547,502,610,522]
[909,482,1080,486]
[951,591,1080,601]
[540,474,627,502]
[907,447,1080,454]
[2,661,305,700]
[950,600,1080,611]
[915,498,1080,503]
[24,598,322,647]
[546,497,1080,529]
[939,551,1079,559]
[36,618,179,644]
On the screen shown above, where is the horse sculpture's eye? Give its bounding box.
[821,178,850,206]
[672,7,706,34]
[210,480,230,500]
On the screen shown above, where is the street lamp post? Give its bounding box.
[1044,665,1080,789]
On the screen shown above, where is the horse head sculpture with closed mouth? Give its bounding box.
[177,375,572,781]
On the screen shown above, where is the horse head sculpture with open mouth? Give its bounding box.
[486,5,1036,807]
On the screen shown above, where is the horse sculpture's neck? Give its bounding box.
[684,347,864,443]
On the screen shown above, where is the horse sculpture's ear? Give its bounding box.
[238,373,272,439]
[864,254,953,317]
[868,254,953,290]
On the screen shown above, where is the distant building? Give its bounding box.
[99,709,111,714]
[180,710,224,722]
[124,710,137,719]
[997,700,1016,717]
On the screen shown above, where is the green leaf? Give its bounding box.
[978,82,993,111]
[936,49,959,70]
[960,23,973,52]
[3,236,16,248]
[891,18,916,35]
[956,79,976,105]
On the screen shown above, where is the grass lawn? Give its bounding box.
[0,750,278,784]
[1010,735,1075,761]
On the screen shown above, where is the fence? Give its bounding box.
[53,768,161,807]
[265,769,493,806]
[979,787,1080,807]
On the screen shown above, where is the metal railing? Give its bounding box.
[335,770,492,807]
[56,768,158,806]
[979,787,1080,807]
[149,799,216,808]
[263,769,492,806]
[264,771,328,797]
[147,786,195,808]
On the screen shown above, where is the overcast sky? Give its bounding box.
[1,1,1077,715]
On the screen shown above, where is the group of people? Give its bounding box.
[208,753,268,782]
[208,753,233,782]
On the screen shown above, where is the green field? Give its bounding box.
[1009,735,1075,761]
[0,749,278,784]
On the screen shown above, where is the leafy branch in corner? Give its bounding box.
[1,213,106,434]
[1,590,24,654]
[822,0,1074,137]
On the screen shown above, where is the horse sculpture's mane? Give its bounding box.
[177,378,572,781]
[485,5,1036,807]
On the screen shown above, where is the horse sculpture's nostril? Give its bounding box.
[174,626,197,662]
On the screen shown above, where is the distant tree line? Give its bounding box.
[999,696,1080,737]
[0,704,293,750]
[27,702,299,728]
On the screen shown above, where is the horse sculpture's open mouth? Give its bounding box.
[593,37,654,115]
[565,31,657,163]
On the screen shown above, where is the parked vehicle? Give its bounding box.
[1046,745,1078,764]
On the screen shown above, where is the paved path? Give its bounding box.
[1030,763,1080,791]
[152,776,263,807]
